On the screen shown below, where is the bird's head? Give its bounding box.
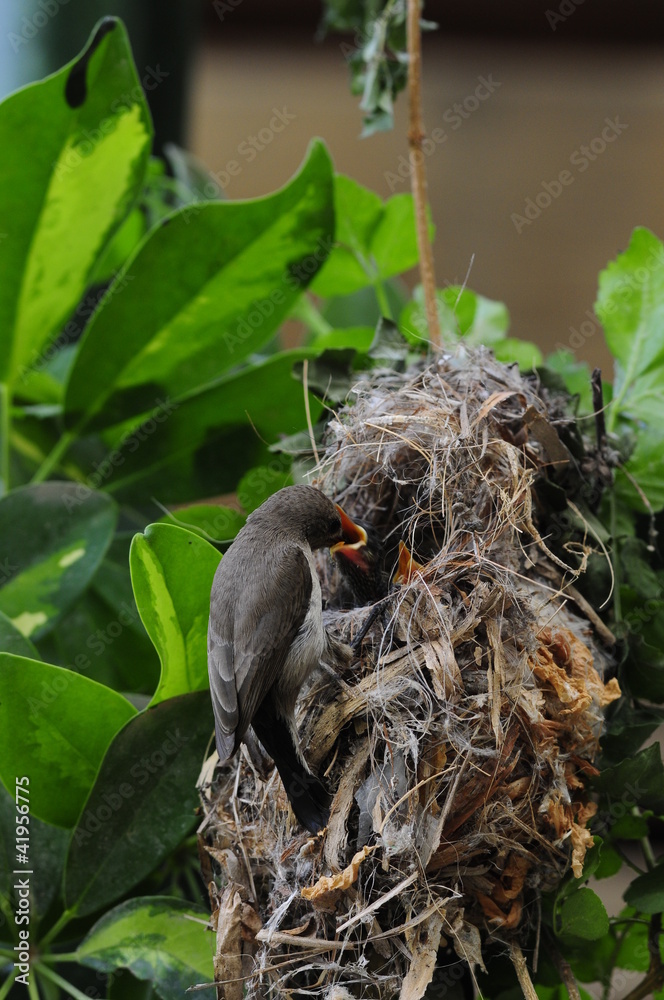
[265,484,365,555]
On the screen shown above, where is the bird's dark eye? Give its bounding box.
[328,516,341,536]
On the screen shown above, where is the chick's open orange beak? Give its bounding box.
[393,540,425,585]
[330,505,368,567]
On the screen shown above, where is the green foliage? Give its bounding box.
[596,226,664,510]
[0,482,117,640]
[557,887,610,941]
[624,863,664,915]
[64,140,334,433]
[1,12,664,1000]
[0,18,152,387]
[77,897,215,999]
[320,0,435,136]
[130,524,221,706]
[311,175,423,296]
[64,691,213,918]
[0,653,136,827]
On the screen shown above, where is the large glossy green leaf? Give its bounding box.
[64,141,334,433]
[311,175,421,297]
[94,350,324,505]
[130,524,220,705]
[78,896,215,999]
[0,482,117,640]
[0,18,152,386]
[0,654,136,827]
[65,691,214,917]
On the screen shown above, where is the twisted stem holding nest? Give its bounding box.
[407,0,441,348]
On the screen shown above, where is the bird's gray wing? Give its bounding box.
[207,618,238,763]
[208,544,312,761]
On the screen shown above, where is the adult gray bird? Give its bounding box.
[208,484,366,833]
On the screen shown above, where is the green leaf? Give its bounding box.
[77,896,214,1000]
[43,589,159,694]
[311,176,422,297]
[616,429,664,513]
[130,524,220,705]
[624,861,664,914]
[0,482,117,640]
[609,812,651,840]
[368,316,410,367]
[0,17,152,386]
[323,282,407,330]
[558,887,609,940]
[236,464,293,514]
[0,653,136,827]
[0,783,69,925]
[593,844,623,880]
[615,912,653,971]
[543,351,594,414]
[93,350,324,505]
[493,338,543,370]
[309,326,375,353]
[0,609,39,658]
[158,503,245,545]
[597,227,664,426]
[64,141,334,433]
[294,349,358,403]
[596,228,664,510]
[600,703,664,764]
[593,743,664,815]
[401,285,509,348]
[65,690,214,917]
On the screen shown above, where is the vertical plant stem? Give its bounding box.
[292,295,332,338]
[374,278,393,319]
[550,945,583,1000]
[0,382,10,496]
[407,0,441,348]
[510,941,539,1000]
[30,428,76,484]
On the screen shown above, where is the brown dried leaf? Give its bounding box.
[571,820,596,878]
[450,915,486,973]
[301,844,375,904]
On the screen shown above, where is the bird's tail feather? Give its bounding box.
[252,703,330,833]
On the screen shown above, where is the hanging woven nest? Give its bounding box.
[199,347,621,1000]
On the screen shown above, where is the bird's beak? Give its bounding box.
[393,540,425,585]
[330,505,368,568]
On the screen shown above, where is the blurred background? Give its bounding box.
[1,0,664,373]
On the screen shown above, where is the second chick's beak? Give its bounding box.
[330,505,389,605]
[330,505,369,571]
